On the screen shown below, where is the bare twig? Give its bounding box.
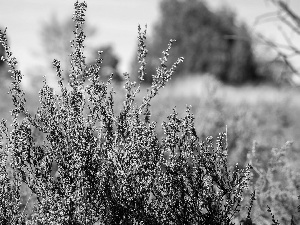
[253,0,300,85]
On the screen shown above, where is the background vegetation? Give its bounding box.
[131,0,262,85]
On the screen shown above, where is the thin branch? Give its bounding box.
[273,0,300,27]
[278,12,300,35]
[256,33,300,55]
[254,11,281,26]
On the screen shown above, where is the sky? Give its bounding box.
[0,0,299,90]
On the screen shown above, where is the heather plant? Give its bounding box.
[236,141,300,224]
[40,14,96,83]
[0,1,299,224]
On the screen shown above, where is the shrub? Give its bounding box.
[237,141,300,224]
[0,1,299,224]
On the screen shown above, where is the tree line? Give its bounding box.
[0,0,299,88]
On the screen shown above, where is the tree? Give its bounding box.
[227,24,257,84]
[131,0,259,85]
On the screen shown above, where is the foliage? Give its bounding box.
[131,0,259,85]
[40,14,96,83]
[40,14,122,85]
[0,1,299,224]
[0,37,4,67]
[0,28,11,87]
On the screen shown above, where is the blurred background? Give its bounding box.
[0,0,300,171]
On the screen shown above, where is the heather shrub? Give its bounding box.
[0,1,299,224]
[236,142,300,224]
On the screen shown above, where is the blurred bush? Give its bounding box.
[131,0,260,85]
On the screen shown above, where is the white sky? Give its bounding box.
[0,0,299,90]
